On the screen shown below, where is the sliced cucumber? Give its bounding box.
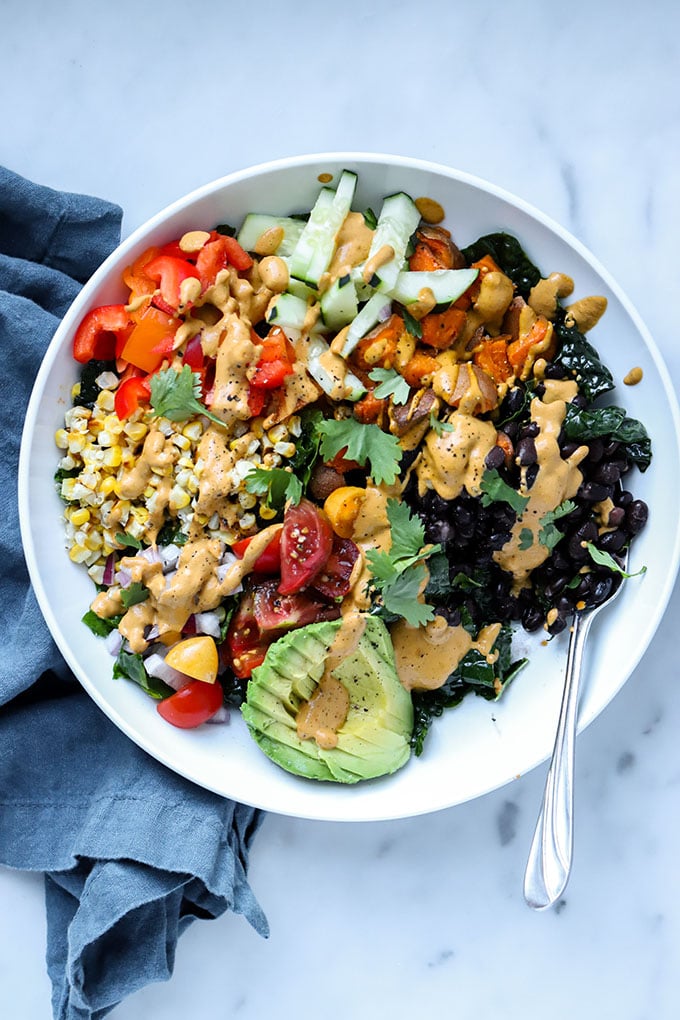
[320,274,359,331]
[236,214,305,257]
[266,292,311,331]
[288,170,358,287]
[391,267,478,309]
[366,192,421,294]
[307,335,366,402]
[339,292,393,358]
[286,277,317,303]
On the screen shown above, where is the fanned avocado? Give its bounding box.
[241,616,413,783]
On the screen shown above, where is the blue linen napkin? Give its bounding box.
[0,168,268,1020]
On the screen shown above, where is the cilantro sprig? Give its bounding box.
[149,366,225,427]
[479,468,529,515]
[365,499,441,627]
[585,543,646,578]
[429,412,454,437]
[368,367,410,405]
[120,582,150,610]
[245,467,303,510]
[316,418,402,486]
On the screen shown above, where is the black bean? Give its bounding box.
[571,394,588,409]
[524,463,539,489]
[607,506,625,528]
[560,441,581,458]
[592,462,621,486]
[586,438,605,464]
[598,529,626,553]
[603,440,620,457]
[625,499,648,535]
[519,422,539,440]
[522,605,545,631]
[484,445,506,471]
[504,387,525,417]
[427,520,454,544]
[516,437,537,466]
[501,421,519,441]
[617,490,633,508]
[544,574,571,599]
[543,362,568,380]
[548,613,568,636]
[578,481,612,502]
[590,575,614,606]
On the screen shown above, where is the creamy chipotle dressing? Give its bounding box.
[392,616,502,692]
[295,613,365,748]
[494,380,588,590]
[417,413,497,500]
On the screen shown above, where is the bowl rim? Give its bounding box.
[18,152,680,820]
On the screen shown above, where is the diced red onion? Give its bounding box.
[102,553,117,587]
[115,568,132,587]
[144,652,191,691]
[139,546,161,565]
[159,544,181,572]
[206,704,230,725]
[146,624,160,641]
[377,301,392,322]
[183,615,197,635]
[105,628,123,656]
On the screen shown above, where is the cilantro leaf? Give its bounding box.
[113,649,174,700]
[585,543,646,578]
[429,412,454,436]
[479,468,529,514]
[245,466,303,509]
[316,418,402,486]
[518,528,534,551]
[377,564,435,627]
[385,498,432,562]
[81,609,123,637]
[149,366,226,427]
[537,499,577,550]
[402,307,423,338]
[120,582,150,610]
[116,531,142,550]
[368,367,411,405]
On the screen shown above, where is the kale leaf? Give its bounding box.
[113,649,174,700]
[552,312,615,402]
[562,403,652,471]
[461,232,541,297]
[77,359,116,409]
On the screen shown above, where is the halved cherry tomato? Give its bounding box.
[73,304,132,363]
[120,306,179,372]
[311,536,361,600]
[232,530,282,574]
[278,500,334,596]
[224,592,272,679]
[253,579,341,632]
[114,376,151,419]
[156,679,224,729]
[143,255,200,309]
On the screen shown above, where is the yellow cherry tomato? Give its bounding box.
[323,486,366,539]
[165,635,219,684]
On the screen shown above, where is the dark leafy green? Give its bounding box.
[54,465,80,500]
[462,232,541,297]
[290,408,323,491]
[410,623,527,755]
[562,403,652,471]
[113,649,174,700]
[552,313,614,402]
[77,359,115,409]
[156,519,188,547]
[81,610,123,637]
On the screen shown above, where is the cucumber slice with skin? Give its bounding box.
[266,292,312,331]
[339,292,393,358]
[391,268,479,309]
[236,214,305,257]
[320,274,359,331]
[366,192,421,294]
[307,335,366,402]
[288,171,358,287]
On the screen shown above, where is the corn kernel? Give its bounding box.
[268,423,288,443]
[71,383,81,401]
[85,532,103,552]
[130,506,150,525]
[55,428,69,449]
[238,491,257,510]
[124,421,148,442]
[239,512,256,530]
[96,389,115,411]
[259,504,278,520]
[69,544,91,564]
[100,476,117,496]
[171,434,191,452]
[274,441,296,458]
[68,435,86,454]
[182,421,204,442]
[169,486,191,511]
[69,507,91,527]
[103,447,123,468]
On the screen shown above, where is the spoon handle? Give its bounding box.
[523,610,594,909]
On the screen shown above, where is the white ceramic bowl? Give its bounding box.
[19,153,680,822]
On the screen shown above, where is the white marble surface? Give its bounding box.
[2,0,680,1016]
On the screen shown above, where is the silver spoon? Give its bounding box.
[523,563,627,910]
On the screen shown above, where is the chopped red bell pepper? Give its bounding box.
[250,327,295,390]
[247,384,267,417]
[73,304,132,364]
[196,233,253,289]
[114,376,151,419]
[182,334,205,373]
[231,530,282,574]
[143,255,200,310]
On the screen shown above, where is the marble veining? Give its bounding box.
[2,0,680,1018]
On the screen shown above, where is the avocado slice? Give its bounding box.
[241,616,413,783]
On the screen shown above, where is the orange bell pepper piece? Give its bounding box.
[120,306,179,373]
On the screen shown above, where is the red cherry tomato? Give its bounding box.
[73,304,132,363]
[156,679,224,729]
[278,500,334,595]
[252,579,341,632]
[231,530,282,574]
[114,376,151,419]
[224,592,272,679]
[311,536,361,600]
